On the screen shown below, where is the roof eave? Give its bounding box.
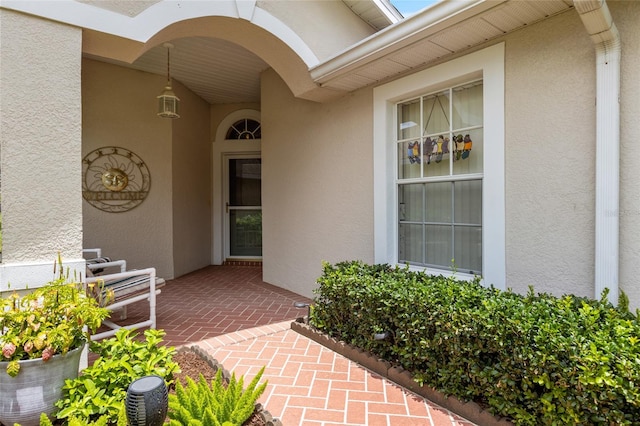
[312,0,507,85]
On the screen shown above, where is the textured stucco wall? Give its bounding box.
[82,59,175,279]
[504,10,596,298]
[172,84,212,277]
[258,0,377,61]
[504,2,640,311]
[261,69,374,298]
[0,10,83,266]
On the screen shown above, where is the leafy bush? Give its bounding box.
[0,256,108,377]
[40,409,127,426]
[168,366,267,426]
[55,328,179,423]
[311,260,640,425]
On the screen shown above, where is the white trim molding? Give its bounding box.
[0,259,87,292]
[373,43,506,290]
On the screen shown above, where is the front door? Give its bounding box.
[225,156,262,259]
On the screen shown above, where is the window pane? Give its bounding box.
[398,142,422,179]
[425,225,452,268]
[226,119,261,140]
[454,226,482,274]
[394,79,483,273]
[454,180,482,224]
[229,159,261,206]
[453,128,483,175]
[425,182,451,222]
[230,210,262,256]
[399,184,423,222]
[399,223,423,265]
[423,91,450,135]
[452,82,483,129]
[397,99,421,140]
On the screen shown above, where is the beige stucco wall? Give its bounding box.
[0,11,83,270]
[172,79,212,277]
[258,0,377,62]
[504,9,597,299]
[261,69,374,298]
[82,59,175,278]
[504,2,640,311]
[83,59,213,279]
[259,2,640,307]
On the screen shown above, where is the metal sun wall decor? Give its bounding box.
[82,146,151,213]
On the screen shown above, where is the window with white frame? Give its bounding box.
[396,81,483,274]
[373,43,505,290]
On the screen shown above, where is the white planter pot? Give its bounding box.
[0,345,83,426]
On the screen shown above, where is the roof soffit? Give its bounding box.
[311,0,575,94]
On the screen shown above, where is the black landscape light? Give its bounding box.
[125,375,168,426]
[373,331,391,341]
[294,301,311,323]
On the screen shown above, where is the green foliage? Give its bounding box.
[40,409,127,426]
[235,213,261,230]
[312,260,640,425]
[0,256,109,376]
[55,328,180,424]
[168,366,267,426]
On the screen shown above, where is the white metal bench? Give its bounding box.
[84,254,165,341]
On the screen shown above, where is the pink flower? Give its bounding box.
[23,341,34,354]
[2,343,16,359]
[41,347,54,362]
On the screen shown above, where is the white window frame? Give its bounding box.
[373,43,505,290]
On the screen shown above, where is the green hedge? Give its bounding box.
[310,261,640,425]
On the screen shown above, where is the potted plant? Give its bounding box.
[0,256,109,426]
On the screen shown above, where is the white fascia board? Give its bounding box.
[372,0,403,23]
[311,0,506,84]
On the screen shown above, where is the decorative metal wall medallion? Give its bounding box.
[82,146,151,213]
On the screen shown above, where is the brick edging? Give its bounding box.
[177,346,283,426]
[290,320,514,426]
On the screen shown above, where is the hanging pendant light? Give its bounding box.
[157,43,180,119]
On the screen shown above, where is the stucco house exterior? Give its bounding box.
[0,0,639,310]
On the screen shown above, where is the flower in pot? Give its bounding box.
[0,257,109,425]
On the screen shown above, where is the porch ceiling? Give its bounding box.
[85,37,270,105]
[87,0,574,105]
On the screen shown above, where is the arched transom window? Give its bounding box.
[226,119,261,140]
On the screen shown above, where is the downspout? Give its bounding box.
[574,0,621,304]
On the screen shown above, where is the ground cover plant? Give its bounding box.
[55,328,179,423]
[311,260,640,425]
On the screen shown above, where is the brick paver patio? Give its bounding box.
[119,265,477,425]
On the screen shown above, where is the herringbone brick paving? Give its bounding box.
[118,265,477,425]
[121,265,311,347]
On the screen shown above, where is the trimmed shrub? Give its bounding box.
[311,260,640,425]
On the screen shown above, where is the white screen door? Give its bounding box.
[224,156,262,258]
